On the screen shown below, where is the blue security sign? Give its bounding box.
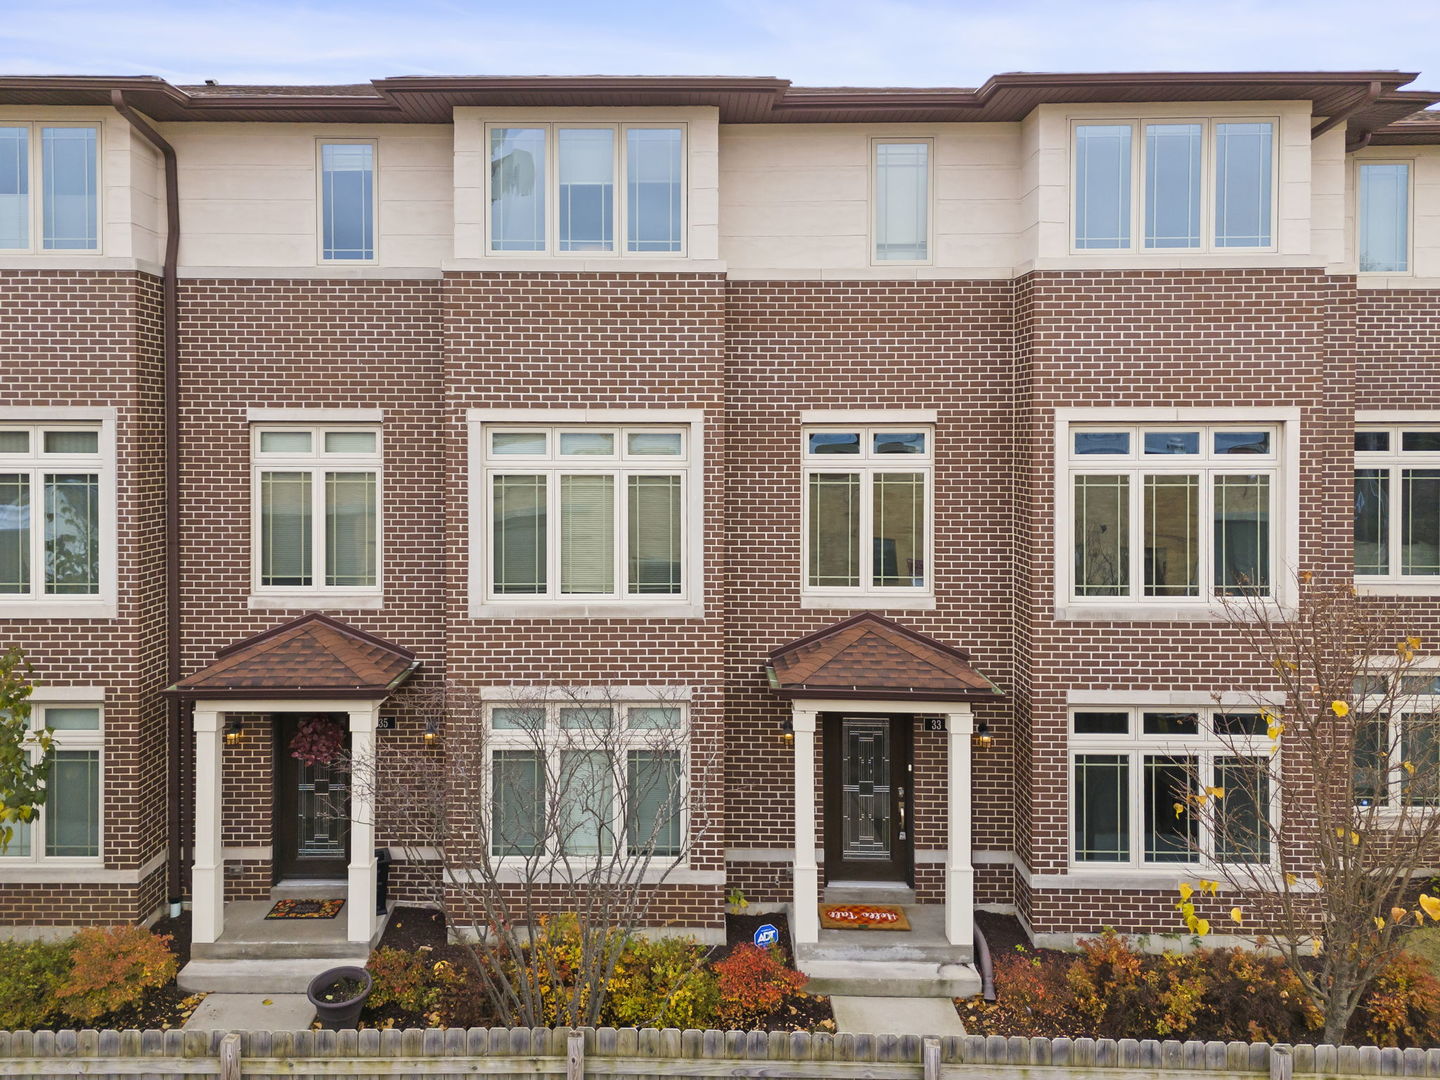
[753,923,780,948]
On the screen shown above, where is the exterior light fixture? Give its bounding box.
[780,717,794,743]
[423,717,440,744]
[972,720,994,750]
[224,717,245,747]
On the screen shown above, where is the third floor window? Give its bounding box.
[488,124,684,256]
[1358,161,1411,274]
[1073,118,1275,252]
[0,124,99,252]
[319,141,375,261]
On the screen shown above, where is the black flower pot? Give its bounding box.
[306,965,373,1030]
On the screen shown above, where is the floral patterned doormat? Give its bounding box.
[818,903,911,931]
[264,898,345,920]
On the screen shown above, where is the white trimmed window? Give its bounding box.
[1066,424,1280,604]
[802,426,932,599]
[251,426,381,597]
[0,705,102,863]
[1357,161,1411,275]
[1354,424,1440,580]
[1072,118,1275,252]
[1354,675,1440,809]
[0,424,107,604]
[0,123,100,252]
[318,141,376,262]
[486,703,685,858]
[487,124,685,255]
[872,139,931,263]
[1071,706,1274,867]
[480,425,692,605]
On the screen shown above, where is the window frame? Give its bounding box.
[473,419,700,616]
[1061,420,1284,609]
[315,138,378,265]
[1069,705,1277,871]
[1068,116,1279,256]
[800,424,935,603]
[1353,422,1440,585]
[869,136,935,266]
[249,424,384,602]
[483,700,689,864]
[0,419,115,618]
[1353,675,1440,813]
[484,122,688,259]
[0,121,102,255]
[1355,158,1414,277]
[0,703,103,866]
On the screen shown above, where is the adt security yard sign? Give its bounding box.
[753,923,780,947]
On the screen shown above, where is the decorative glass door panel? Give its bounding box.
[841,719,892,861]
[824,715,912,884]
[296,758,350,862]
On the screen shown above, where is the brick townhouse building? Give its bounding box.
[0,68,1438,992]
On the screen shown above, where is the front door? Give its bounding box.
[823,715,913,883]
[274,716,351,881]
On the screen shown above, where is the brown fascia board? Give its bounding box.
[776,686,1004,702]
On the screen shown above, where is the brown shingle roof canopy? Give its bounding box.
[164,613,418,700]
[767,613,1002,702]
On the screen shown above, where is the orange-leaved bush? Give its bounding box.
[53,926,177,1023]
[1353,952,1440,1049]
[714,944,808,1030]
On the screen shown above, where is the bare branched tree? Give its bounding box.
[350,682,718,1028]
[1176,574,1440,1044]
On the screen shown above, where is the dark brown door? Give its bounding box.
[274,716,351,881]
[823,715,913,884]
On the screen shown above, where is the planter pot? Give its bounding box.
[306,965,373,1030]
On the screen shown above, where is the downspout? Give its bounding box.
[110,90,185,914]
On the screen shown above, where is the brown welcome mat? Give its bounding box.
[819,903,911,931]
[265,898,344,920]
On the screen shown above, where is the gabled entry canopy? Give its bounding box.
[766,613,1002,702]
[164,613,418,699]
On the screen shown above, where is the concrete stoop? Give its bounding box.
[177,958,343,995]
[800,958,981,998]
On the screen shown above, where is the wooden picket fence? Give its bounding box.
[0,1027,1437,1079]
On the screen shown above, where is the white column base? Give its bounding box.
[347,857,378,943]
[945,866,976,947]
[191,862,225,944]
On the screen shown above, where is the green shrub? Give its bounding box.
[0,939,73,1030]
[52,926,177,1024]
[605,935,719,1029]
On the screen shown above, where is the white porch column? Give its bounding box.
[191,708,225,945]
[346,704,380,944]
[944,707,975,949]
[791,707,820,946]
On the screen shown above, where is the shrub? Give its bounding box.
[52,926,177,1023]
[0,939,74,1029]
[714,944,808,1030]
[605,935,719,1029]
[1353,951,1440,1049]
[366,947,468,1024]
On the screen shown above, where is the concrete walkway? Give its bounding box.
[829,995,966,1037]
[183,994,316,1031]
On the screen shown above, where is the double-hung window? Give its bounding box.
[872,139,931,263]
[0,425,105,604]
[0,123,99,252]
[0,705,102,863]
[1357,162,1411,274]
[1071,706,1273,867]
[1067,424,1278,603]
[802,426,931,600]
[1073,118,1275,252]
[1354,425,1440,581]
[318,141,375,261]
[481,425,691,606]
[252,427,381,598]
[487,702,685,859]
[1353,675,1440,809]
[488,124,685,255]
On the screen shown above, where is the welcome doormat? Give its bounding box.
[818,903,911,931]
[265,898,345,920]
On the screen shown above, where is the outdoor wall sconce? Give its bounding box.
[972,721,994,750]
[423,717,440,744]
[780,717,794,743]
[223,717,245,747]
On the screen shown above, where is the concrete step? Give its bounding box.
[191,939,370,961]
[270,882,349,901]
[803,940,972,964]
[799,960,981,999]
[177,958,353,995]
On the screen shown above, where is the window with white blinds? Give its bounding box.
[481,425,690,604]
[252,426,381,597]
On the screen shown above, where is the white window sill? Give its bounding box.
[0,863,118,883]
[1356,275,1440,290]
[801,594,936,611]
[1041,867,1283,891]
[248,593,385,611]
[0,601,116,620]
[1354,582,1440,597]
[1054,603,1229,622]
[469,600,703,620]
[446,865,723,886]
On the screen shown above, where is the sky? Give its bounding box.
[1,0,1438,89]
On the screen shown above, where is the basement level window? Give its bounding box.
[0,705,102,863]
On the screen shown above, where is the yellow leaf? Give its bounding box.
[1207,786,1226,800]
[1174,801,1185,819]
[1374,917,1386,931]
[1403,760,1417,775]
[1419,894,1440,922]
[1179,901,1196,919]
[1177,882,1194,901]
[1230,907,1243,925]
[1350,831,1361,846]
[1200,879,1220,896]
[1312,939,1323,955]
[1194,918,1210,937]
[1284,872,1298,887]
[1392,907,1409,924]
[1408,636,1422,650]
[262,999,273,1006]
[1268,720,1285,740]
[1335,827,1346,839]
[1330,701,1350,718]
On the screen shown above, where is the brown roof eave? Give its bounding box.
[774,686,1005,703]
